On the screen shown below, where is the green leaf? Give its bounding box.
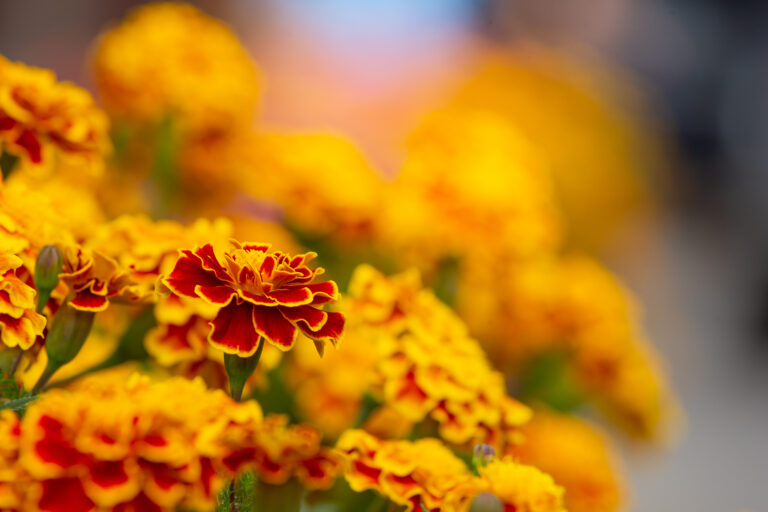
[0,395,37,413]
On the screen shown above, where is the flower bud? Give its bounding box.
[469,492,503,512]
[45,305,95,368]
[32,305,95,393]
[34,245,63,312]
[473,443,496,469]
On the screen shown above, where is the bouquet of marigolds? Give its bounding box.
[0,3,678,512]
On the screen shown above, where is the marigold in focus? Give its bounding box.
[0,54,109,172]
[91,3,259,137]
[162,241,345,356]
[508,409,625,512]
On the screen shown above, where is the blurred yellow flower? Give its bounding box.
[0,55,109,174]
[91,2,259,137]
[508,409,625,512]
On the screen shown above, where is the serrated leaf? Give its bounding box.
[0,395,36,413]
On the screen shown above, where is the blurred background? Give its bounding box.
[2,1,767,509]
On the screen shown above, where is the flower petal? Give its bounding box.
[193,244,232,282]
[277,305,327,331]
[252,306,298,350]
[164,250,225,297]
[208,302,262,357]
[194,284,235,306]
[267,287,313,306]
[296,311,345,343]
[70,290,109,312]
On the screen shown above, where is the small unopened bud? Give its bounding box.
[34,245,63,313]
[472,444,496,469]
[32,304,95,393]
[469,493,503,512]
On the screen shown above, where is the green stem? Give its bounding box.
[224,338,264,402]
[31,359,57,395]
[354,393,380,428]
[8,349,23,378]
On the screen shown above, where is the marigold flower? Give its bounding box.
[240,133,384,245]
[508,409,625,512]
[461,254,674,439]
[91,3,259,137]
[290,264,530,450]
[0,55,109,171]
[59,245,146,312]
[0,375,264,511]
[220,414,342,490]
[377,108,561,268]
[0,252,46,349]
[337,430,565,512]
[162,241,345,356]
[472,458,566,512]
[337,430,473,511]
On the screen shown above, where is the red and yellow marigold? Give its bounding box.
[162,240,345,357]
[0,54,109,172]
[0,252,45,350]
[0,375,263,511]
[337,430,566,512]
[59,245,147,312]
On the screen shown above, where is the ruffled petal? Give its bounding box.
[252,306,298,350]
[208,302,262,357]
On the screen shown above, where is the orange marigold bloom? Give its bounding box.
[0,252,45,349]
[0,375,264,512]
[59,245,147,312]
[0,54,109,171]
[508,409,625,512]
[162,241,345,356]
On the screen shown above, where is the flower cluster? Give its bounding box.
[337,429,566,512]
[0,376,263,511]
[289,264,531,450]
[0,55,109,173]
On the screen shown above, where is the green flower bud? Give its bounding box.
[34,245,63,313]
[32,305,95,393]
[469,492,503,512]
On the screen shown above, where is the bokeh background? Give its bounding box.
[2,1,767,510]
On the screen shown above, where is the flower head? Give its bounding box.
[337,430,472,512]
[0,252,45,350]
[473,459,566,512]
[0,54,109,171]
[59,245,146,312]
[91,3,259,137]
[163,241,345,356]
